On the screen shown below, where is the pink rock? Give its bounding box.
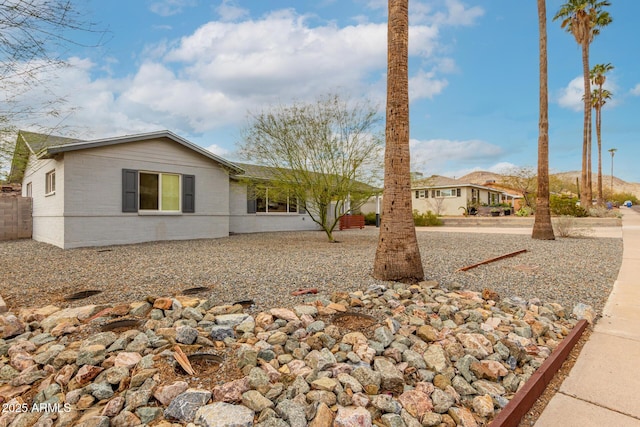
[0,315,25,339]
[255,312,274,329]
[50,321,78,337]
[269,308,299,322]
[113,352,141,369]
[212,377,250,403]
[448,407,478,427]
[101,396,125,417]
[9,350,34,371]
[457,333,493,359]
[153,297,173,310]
[54,365,77,387]
[73,365,104,386]
[398,389,433,419]
[261,362,281,382]
[471,360,508,381]
[334,406,372,427]
[153,380,189,405]
[351,393,370,408]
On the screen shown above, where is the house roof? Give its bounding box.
[14,130,243,175]
[412,175,503,193]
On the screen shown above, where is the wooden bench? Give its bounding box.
[339,214,365,230]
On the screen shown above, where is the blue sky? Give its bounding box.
[14,0,640,182]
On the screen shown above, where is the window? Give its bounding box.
[251,187,299,213]
[122,169,194,213]
[26,182,32,197]
[45,170,55,195]
[415,191,419,199]
[415,190,426,199]
[456,188,461,197]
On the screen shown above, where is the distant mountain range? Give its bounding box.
[457,170,640,198]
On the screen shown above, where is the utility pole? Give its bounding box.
[608,148,617,197]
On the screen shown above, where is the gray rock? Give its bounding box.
[74,416,110,427]
[275,399,307,427]
[305,348,336,371]
[352,366,381,393]
[182,307,204,321]
[76,345,106,366]
[88,381,114,400]
[164,388,212,423]
[129,302,152,317]
[248,366,270,389]
[402,349,426,370]
[452,375,477,396]
[176,325,199,344]
[371,393,402,414]
[431,388,455,413]
[195,402,254,427]
[216,313,249,326]
[337,373,363,393]
[374,357,403,392]
[288,375,310,396]
[135,407,163,424]
[242,390,274,412]
[455,354,479,383]
[82,332,118,349]
[374,326,394,348]
[381,413,405,427]
[210,325,235,341]
[110,410,141,427]
[306,320,325,334]
[125,333,150,352]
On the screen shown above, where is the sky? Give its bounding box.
[9,0,640,182]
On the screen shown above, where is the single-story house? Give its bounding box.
[411,175,507,216]
[360,175,509,217]
[10,130,321,249]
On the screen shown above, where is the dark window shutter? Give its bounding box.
[182,175,195,213]
[247,186,257,214]
[122,169,138,212]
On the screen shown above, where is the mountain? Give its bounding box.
[457,170,640,198]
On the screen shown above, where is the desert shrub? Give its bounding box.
[553,215,593,238]
[515,206,534,217]
[550,195,588,217]
[413,210,443,226]
[363,212,377,225]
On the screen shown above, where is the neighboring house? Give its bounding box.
[411,175,506,216]
[359,175,507,217]
[481,181,525,211]
[11,130,320,249]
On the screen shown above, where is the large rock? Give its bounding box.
[373,357,403,393]
[164,389,212,423]
[457,334,493,359]
[398,389,433,419]
[334,406,372,427]
[194,402,254,427]
[423,344,449,372]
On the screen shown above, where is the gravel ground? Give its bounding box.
[0,228,622,314]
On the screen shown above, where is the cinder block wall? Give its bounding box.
[0,196,32,240]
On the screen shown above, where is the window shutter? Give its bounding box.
[247,186,257,214]
[122,169,138,212]
[182,175,195,213]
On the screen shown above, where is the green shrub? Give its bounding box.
[363,212,378,225]
[515,206,534,217]
[413,210,443,226]
[550,195,588,217]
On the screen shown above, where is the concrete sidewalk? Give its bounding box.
[535,207,640,426]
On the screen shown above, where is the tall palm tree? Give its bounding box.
[590,62,614,205]
[553,0,612,209]
[374,0,424,282]
[533,0,554,240]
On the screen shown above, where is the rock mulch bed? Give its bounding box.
[0,280,594,427]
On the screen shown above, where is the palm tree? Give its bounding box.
[590,62,614,205]
[373,0,424,282]
[533,0,555,240]
[608,147,616,196]
[553,0,612,209]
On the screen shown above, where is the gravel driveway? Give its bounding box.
[0,228,622,314]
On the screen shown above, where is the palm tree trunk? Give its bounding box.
[374,0,424,282]
[533,0,555,240]
[580,41,592,209]
[596,103,603,205]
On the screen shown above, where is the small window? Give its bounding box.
[415,191,419,199]
[45,170,55,195]
[139,172,181,212]
[456,188,461,197]
[419,190,426,198]
[26,182,32,197]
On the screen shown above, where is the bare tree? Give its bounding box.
[238,93,384,242]
[0,0,105,181]
[502,166,538,208]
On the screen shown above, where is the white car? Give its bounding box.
[624,200,633,207]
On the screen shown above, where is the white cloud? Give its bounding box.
[409,138,503,174]
[149,0,197,17]
[442,0,484,26]
[216,0,249,22]
[631,84,640,96]
[204,144,230,157]
[557,76,585,112]
[409,69,448,101]
[11,5,477,145]
[558,75,618,111]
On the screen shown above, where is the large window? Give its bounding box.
[251,187,299,213]
[45,170,55,195]
[433,188,460,198]
[122,169,195,213]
